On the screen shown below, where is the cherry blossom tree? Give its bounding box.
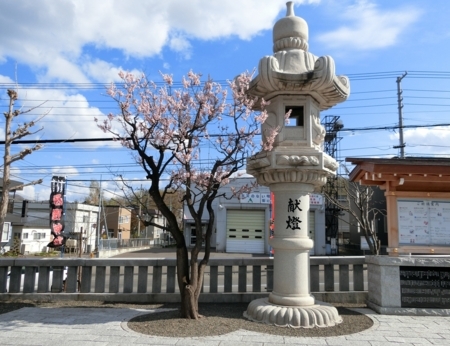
[97,70,275,319]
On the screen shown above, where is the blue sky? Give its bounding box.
[1,0,450,202]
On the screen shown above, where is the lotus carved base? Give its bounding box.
[243,298,342,328]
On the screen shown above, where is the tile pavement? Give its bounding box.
[0,306,449,345]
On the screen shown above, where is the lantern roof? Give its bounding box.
[247,1,350,110]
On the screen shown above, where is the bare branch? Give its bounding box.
[1,88,45,242]
[323,173,385,255]
[8,179,43,192]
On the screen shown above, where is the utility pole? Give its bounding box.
[95,176,102,257]
[137,185,142,237]
[395,72,407,158]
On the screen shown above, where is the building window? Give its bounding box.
[190,225,206,246]
[1,222,10,241]
[14,233,21,239]
[285,106,304,126]
[190,227,197,244]
[119,215,129,224]
[23,233,29,239]
[33,232,46,240]
[83,215,89,223]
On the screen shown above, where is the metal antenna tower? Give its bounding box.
[323,115,343,252]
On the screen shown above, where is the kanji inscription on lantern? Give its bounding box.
[286,198,302,230]
[288,198,302,212]
[286,215,302,230]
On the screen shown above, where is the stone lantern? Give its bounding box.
[244,2,350,328]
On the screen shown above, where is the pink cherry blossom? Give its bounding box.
[97,70,282,318]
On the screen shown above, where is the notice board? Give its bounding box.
[397,199,450,245]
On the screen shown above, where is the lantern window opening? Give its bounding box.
[285,106,304,127]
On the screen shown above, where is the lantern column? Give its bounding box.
[244,2,350,328]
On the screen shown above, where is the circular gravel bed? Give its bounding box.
[0,301,373,338]
[128,303,374,338]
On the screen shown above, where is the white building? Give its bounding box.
[6,201,99,254]
[139,208,167,243]
[65,203,99,253]
[183,176,327,255]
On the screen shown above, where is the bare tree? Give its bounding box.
[114,186,184,237]
[323,173,385,255]
[96,70,275,319]
[84,180,102,205]
[1,89,44,240]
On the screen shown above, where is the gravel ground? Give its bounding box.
[0,301,373,338]
[128,303,373,337]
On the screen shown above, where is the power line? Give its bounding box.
[0,70,449,89]
[340,122,450,133]
[1,121,449,146]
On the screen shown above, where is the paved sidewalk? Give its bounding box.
[1,306,450,345]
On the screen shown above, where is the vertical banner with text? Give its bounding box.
[47,176,66,248]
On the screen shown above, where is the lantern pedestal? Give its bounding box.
[244,299,342,328]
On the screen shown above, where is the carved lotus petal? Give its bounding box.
[324,156,338,171]
[277,155,319,166]
[309,156,319,165]
[290,156,308,165]
[244,298,343,328]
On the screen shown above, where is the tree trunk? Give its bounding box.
[175,245,209,319]
[175,245,191,318]
[375,239,381,255]
[0,95,12,237]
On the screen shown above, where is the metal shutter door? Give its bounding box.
[226,209,265,253]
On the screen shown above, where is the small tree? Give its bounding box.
[84,180,102,205]
[323,173,385,255]
[1,89,44,240]
[97,70,274,319]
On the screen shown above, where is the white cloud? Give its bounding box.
[169,34,192,60]
[0,74,14,84]
[18,185,37,201]
[390,126,450,156]
[317,0,421,51]
[81,59,143,83]
[0,0,316,82]
[40,56,91,83]
[52,165,79,177]
[11,88,112,144]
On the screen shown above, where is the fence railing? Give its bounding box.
[99,238,159,250]
[0,256,367,304]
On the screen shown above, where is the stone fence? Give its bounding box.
[0,256,367,304]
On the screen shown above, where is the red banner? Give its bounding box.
[47,176,66,248]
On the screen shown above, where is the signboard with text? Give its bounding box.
[240,193,271,204]
[398,199,450,246]
[400,266,450,308]
[310,194,323,206]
